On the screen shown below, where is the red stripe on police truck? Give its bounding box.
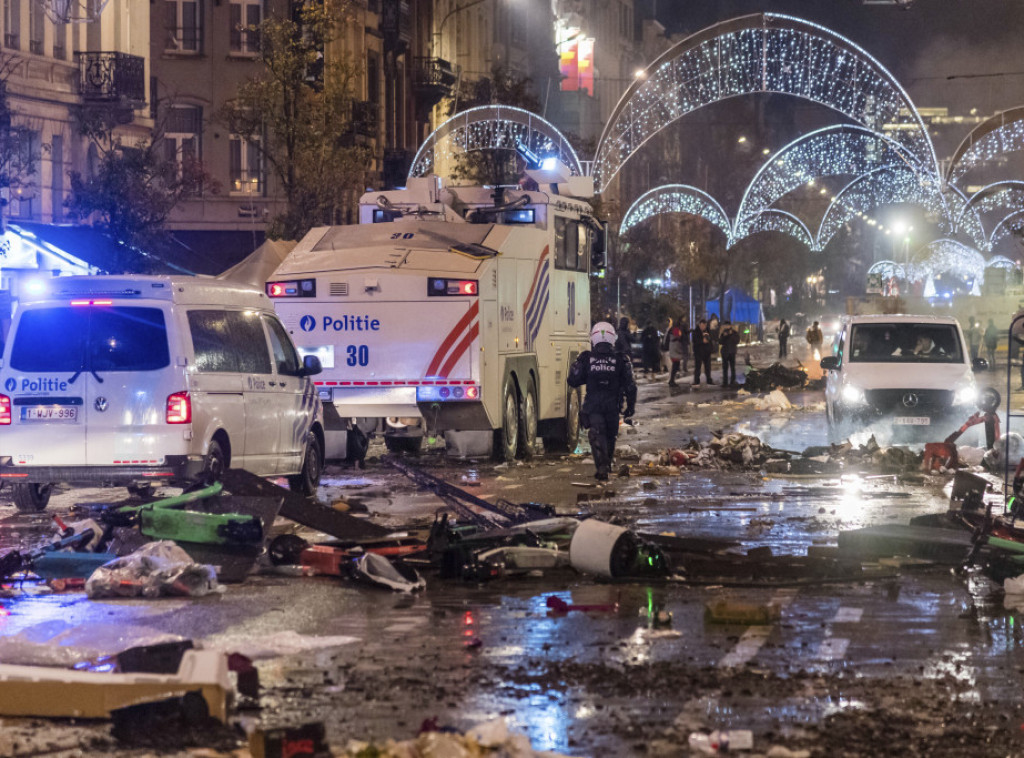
[426,301,479,376]
[439,322,480,378]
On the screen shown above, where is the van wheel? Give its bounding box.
[518,378,539,459]
[384,435,423,454]
[497,377,519,461]
[202,440,226,485]
[289,435,322,497]
[13,483,52,512]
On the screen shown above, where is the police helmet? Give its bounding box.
[590,321,616,346]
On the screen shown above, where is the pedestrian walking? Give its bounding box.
[805,320,824,360]
[640,323,661,376]
[567,322,637,481]
[667,319,687,386]
[777,318,790,359]
[984,318,1000,367]
[692,318,714,386]
[615,316,632,357]
[966,317,981,362]
[719,320,740,386]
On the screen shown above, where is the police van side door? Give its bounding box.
[264,313,309,474]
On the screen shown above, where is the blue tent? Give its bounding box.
[706,288,764,335]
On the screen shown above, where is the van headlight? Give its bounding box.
[954,386,978,406]
[841,385,866,405]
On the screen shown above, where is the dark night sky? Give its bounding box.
[648,0,1024,116]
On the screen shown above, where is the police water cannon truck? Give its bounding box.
[267,163,606,459]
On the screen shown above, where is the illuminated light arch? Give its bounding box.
[953,182,1024,249]
[987,255,1019,270]
[912,238,986,285]
[867,259,905,279]
[940,185,989,252]
[734,208,816,250]
[593,13,936,192]
[733,125,935,241]
[947,106,1024,185]
[620,184,732,239]
[989,210,1024,248]
[408,105,583,180]
[816,165,941,251]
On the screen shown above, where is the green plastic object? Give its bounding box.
[138,507,262,545]
[124,482,262,546]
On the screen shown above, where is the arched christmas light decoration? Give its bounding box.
[734,208,816,250]
[408,105,583,180]
[989,209,1024,248]
[593,13,936,192]
[912,238,986,286]
[620,185,733,240]
[733,125,935,241]
[986,255,1019,271]
[947,106,1024,185]
[939,184,988,252]
[816,165,941,250]
[955,182,1024,248]
[868,260,906,280]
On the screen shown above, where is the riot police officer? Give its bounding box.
[568,321,638,481]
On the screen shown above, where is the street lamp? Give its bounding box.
[433,0,490,59]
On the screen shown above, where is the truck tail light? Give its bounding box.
[266,279,316,298]
[0,394,10,425]
[428,278,479,296]
[166,392,191,424]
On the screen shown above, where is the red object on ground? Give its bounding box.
[546,595,619,614]
[922,442,958,472]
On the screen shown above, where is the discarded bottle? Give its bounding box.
[688,730,754,754]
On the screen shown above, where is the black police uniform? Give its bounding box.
[567,341,638,480]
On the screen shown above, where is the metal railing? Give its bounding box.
[78,51,145,105]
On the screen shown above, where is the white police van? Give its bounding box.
[820,314,979,441]
[0,276,324,511]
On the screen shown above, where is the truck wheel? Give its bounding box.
[497,377,519,461]
[544,386,581,453]
[288,434,322,497]
[13,483,52,512]
[518,378,539,459]
[384,435,423,454]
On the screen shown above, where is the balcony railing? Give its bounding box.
[412,57,456,111]
[78,51,146,106]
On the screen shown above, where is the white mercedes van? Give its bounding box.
[0,276,324,511]
[819,314,979,441]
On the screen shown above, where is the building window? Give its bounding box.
[163,105,203,195]
[53,19,67,60]
[229,0,261,55]
[166,0,201,53]
[229,135,263,195]
[3,0,19,50]
[28,0,42,54]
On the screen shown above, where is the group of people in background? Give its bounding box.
[616,313,743,389]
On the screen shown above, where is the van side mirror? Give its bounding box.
[591,220,608,271]
[820,356,838,371]
[300,354,322,377]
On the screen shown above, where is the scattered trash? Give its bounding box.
[689,729,754,754]
[250,722,330,758]
[85,541,221,599]
[744,388,792,411]
[339,717,573,758]
[0,648,230,721]
[569,519,670,579]
[742,363,807,392]
[348,552,425,592]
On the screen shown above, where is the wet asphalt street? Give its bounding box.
[2,344,1024,756]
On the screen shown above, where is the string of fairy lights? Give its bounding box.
[620,185,732,240]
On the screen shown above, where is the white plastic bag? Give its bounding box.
[86,541,221,599]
